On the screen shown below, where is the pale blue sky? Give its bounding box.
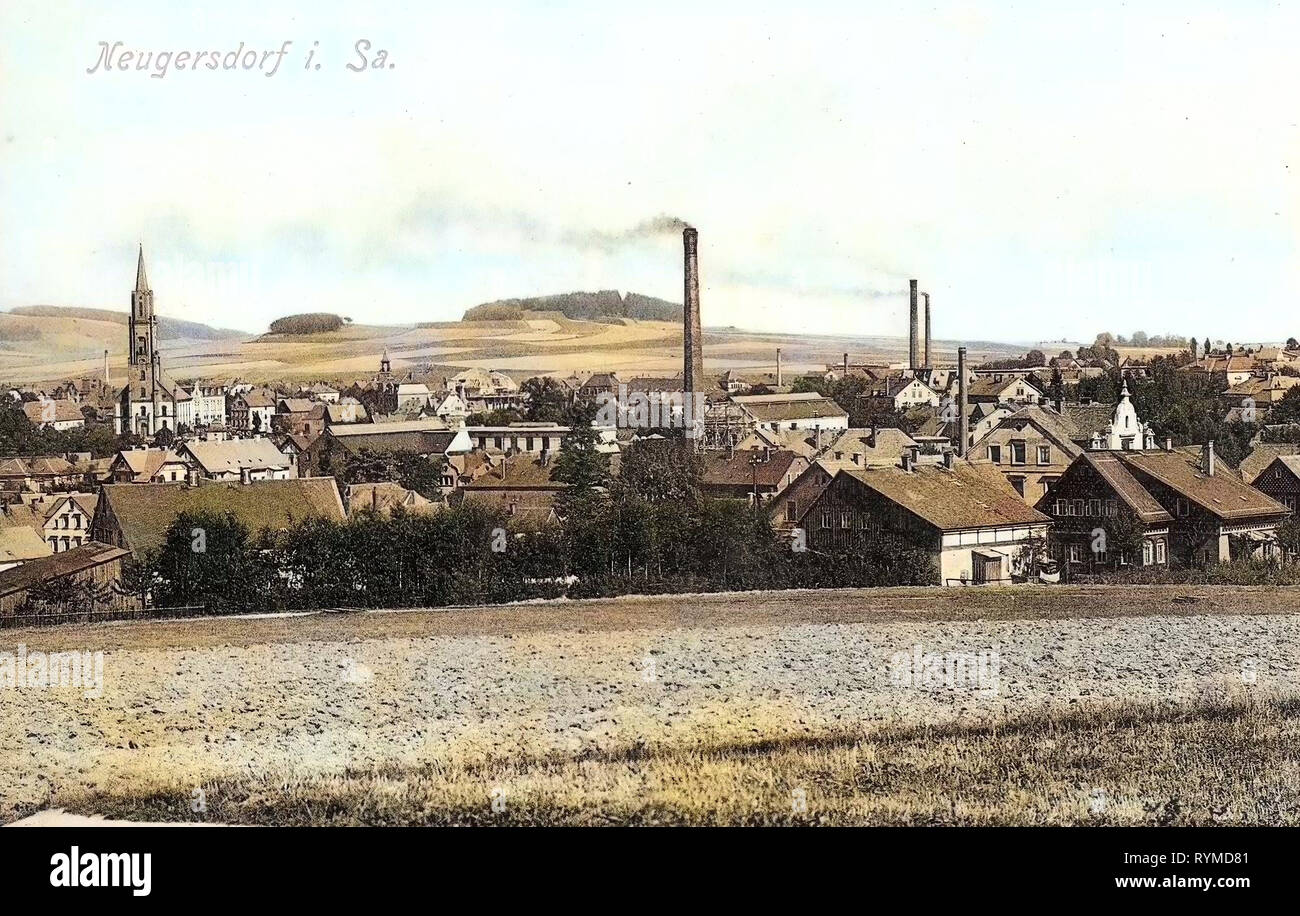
[2,0,1297,343]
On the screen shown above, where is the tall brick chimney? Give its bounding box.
[922,292,932,369]
[909,279,919,371]
[776,347,782,387]
[683,227,704,394]
[957,346,969,458]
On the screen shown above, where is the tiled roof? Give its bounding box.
[464,458,564,490]
[840,461,1049,531]
[731,392,848,422]
[1119,451,1288,521]
[1079,454,1173,523]
[702,449,802,488]
[98,478,346,555]
[1241,444,1300,484]
[181,438,290,475]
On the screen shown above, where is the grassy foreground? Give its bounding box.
[49,695,1300,826]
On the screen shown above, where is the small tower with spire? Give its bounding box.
[129,243,156,367]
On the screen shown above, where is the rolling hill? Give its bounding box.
[463,290,682,323]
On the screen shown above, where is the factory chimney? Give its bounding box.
[908,279,919,371]
[683,227,704,394]
[957,346,969,458]
[103,349,109,385]
[776,347,782,387]
[843,352,849,376]
[922,292,932,369]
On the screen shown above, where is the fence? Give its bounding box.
[0,604,209,629]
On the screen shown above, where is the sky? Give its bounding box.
[1,0,1298,344]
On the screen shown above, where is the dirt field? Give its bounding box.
[3,585,1298,824]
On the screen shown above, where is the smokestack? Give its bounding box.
[1203,440,1216,476]
[843,352,849,376]
[683,227,704,394]
[922,292,932,369]
[909,279,919,371]
[957,346,969,458]
[776,347,782,387]
[103,349,109,385]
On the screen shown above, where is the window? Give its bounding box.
[821,510,832,529]
[1037,445,1050,465]
[840,511,851,529]
[987,445,1001,463]
[1010,477,1025,496]
[1176,497,1190,517]
[1087,499,1100,517]
[1068,544,1083,563]
[1106,499,1118,517]
[1156,540,1166,564]
[1055,499,1067,516]
[1010,442,1026,465]
[1142,541,1153,565]
[1072,499,1085,516]
[786,500,798,522]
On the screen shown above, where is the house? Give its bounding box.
[178,437,296,481]
[301,420,472,476]
[22,398,86,431]
[108,447,190,483]
[457,456,565,529]
[190,381,229,427]
[33,493,99,552]
[396,383,432,411]
[448,368,524,411]
[230,388,277,433]
[0,456,80,493]
[1037,445,1289,567]
[1239,442,1300,485]
[767,428,918,530]
[433,391,470,427]
[344,482,442,518]
[973,405,1085,503]
[305,382,340,403]
[0,541,132,617]
[275,398,328,440]
[700,448,808,504]
[1177,354,1258,387]
[966,375,1043,406]
[91,478,347,557]
[729,392,849,436]
[577,372,621,403]
[802,456,1052,585]
[859,377,941,412]
[1249,455,1300,515]
[324,397,369,426]
[1221,375,1300,412]
[467,423,581,455]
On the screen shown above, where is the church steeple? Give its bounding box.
[129,244,156,367]
[135,243,149,292]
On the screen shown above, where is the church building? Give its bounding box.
[113,246,193,436]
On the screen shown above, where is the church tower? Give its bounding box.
[129,244,156,367]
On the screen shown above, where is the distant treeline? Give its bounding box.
[463,290,682,323]
[268,313,347,334]
[8,305,243,341]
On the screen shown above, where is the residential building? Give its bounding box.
[0,456,80,493]
[190,381,230,427]
[1249,455,1300,515]
[0,525,52,572]
[22,398,86,431]
[275,398,328,440]
[1177,354,1258,387]
[860,377,941,412]
[767,428,918,530]
[457,456,565,529]
[1038,445,1289,567]
[178,437,296,481]
[396,383,432,411]
[91,478,346,558]
[230,388,277,433]
[802,457,1052,584]
[966,375,1044,406]
[973,405,1084,502]
[345,482,442,518]
[730,391,849,436]
[108,447,189,483]
[700,448,808,504]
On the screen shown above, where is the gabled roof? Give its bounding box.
[1119,451,1288,521]
[839,461,1049,531]
[730,392,848,422]
[180,438,290,475]
[701,449,802,488]
[21,399,84,425]
[112,448,186,479]
[1240,443,1300,484]
[464,457,564,490]
[1077,454,1173,523]
[97,478,346,556]
[277,398,315,413]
